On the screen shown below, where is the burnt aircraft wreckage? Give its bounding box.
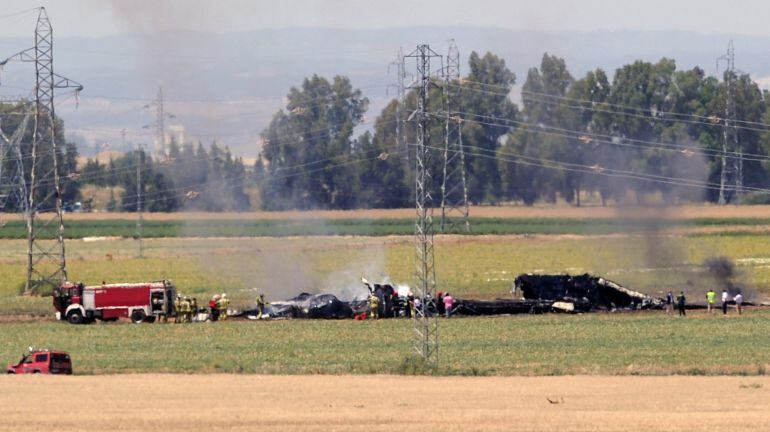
[454,274,662,315]
[239,273,661,319]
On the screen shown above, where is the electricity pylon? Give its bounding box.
[144,87,175,156]
[440,40,470,232]
[0,7,83,294]
[0,104,32,215]
[405,44,442,365]
[717,40,741,204]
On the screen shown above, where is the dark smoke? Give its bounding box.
[704,256,735,288]
[703,256,754,299]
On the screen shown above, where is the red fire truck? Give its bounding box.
[53,281,177,324]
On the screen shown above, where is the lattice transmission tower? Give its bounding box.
[717,40,741,205]
[440,40,470,232]
[0,104,32,215]
[0,7,83,294]
[404,44,442,365]
[141,87,168,155]
[388,48,408,159]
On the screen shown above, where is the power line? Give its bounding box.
[29,146,408,214]
[416,141,770,196]
[430,109,770,164]
[441,82,770,135]
[77,82,388,105]
[520,89,770,131]
[27,117,398,193]
[0,7,39,21]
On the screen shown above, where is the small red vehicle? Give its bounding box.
[6,348,72,375]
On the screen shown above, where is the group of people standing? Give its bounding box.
[367,291,455,319]
[665,289,744,316]
[172,295,198,323]
[207,293,230,321]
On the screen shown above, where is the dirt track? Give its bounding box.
[2,374,768,431]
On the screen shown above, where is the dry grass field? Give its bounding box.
[5,203,770,221]
[1,374,768,432]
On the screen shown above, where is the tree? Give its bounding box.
[460,52,518,203]
[503,53,573,204]
[0,103,80,211]
[354,103,411,208]
[259,75,368,210]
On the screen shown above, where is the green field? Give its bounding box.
[2,311,769,375]
[2,233,770,314]
[2,212,770,377]
[1,217,770,239]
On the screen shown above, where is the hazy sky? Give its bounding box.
[0,0,768,38]
[2,0,768,155]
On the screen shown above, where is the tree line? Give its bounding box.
[4,49,770,212]
[258,51,770,209]
[78,140,251,212]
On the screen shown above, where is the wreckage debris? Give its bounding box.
[452,273,663,316]
[514,273,663,312]
[244,292,354,319]
[240,273,663,320]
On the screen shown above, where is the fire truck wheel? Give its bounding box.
[130,309,146,324]
[67,310,84,324]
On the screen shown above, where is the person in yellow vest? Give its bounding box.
[190,298,198,322]
[706,289,716,314]
[218,293,230,321]
[173,295,182,324]
[369,294,379,319]
[256,293,266,319]
[181,296,191,323]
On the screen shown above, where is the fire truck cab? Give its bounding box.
[54,280,177,324]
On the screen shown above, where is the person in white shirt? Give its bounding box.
[721,289,729,315]
[733,292,744,315]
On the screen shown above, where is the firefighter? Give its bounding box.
[406,292,415,318]
[174,295,182,324]
[190,298,198,322]
[154,297,167,323]
[256,293,266,319]
[391,292,402,318]
[209,294,220,321]
[369,294,380,319]
[218,293,230,321]
[181,296,191,323]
